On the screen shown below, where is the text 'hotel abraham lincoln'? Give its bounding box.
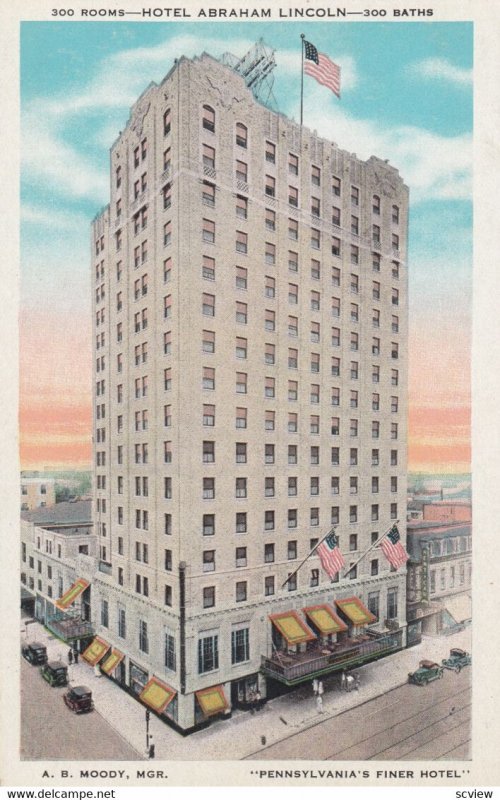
[90,45,409,733]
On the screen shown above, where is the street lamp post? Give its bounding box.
[145,708,150,753]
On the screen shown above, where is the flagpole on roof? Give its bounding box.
[300,33,305,126]
[281,525,336,589]
[343,521,401,578]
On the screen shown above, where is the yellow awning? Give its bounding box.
[195,685,228,717]
[101,648,125,675]
[335,597,376,626]
[269,610,316,645]
[55,578,89,610]
[82,636,110,666]
[303,604,348,635]
[139,676,176,713]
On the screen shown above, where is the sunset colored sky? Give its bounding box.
[20,21,472,473]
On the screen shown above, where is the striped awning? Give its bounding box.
[55,578,89,610]
[335,597,376,626]
[195,685,228,717]
[101,648,125,675]
[139,676,176,713]
[303,604,348,635]
[82,636,110,666]
[269,610,316,645]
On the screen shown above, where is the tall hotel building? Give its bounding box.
[91,50,409,732]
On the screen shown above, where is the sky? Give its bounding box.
[19,20,472,474]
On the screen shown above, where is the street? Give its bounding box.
[21,657,143,760]
[246,667,471,761]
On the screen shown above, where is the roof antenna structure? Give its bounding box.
[221,39,278,111]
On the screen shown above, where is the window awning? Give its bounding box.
[55,578,89,610]
[445,594,471,624]
[82,636,111,666]
[335,596,376,626]
[139,676,176,713]
[100,648,125,675]
[195,685,228,717]
[269,610,316,645]
[303,604,348,635]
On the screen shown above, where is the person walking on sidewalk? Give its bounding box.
[340,670,347,691]
[73,648,79,665]
[67,648,73,666]
[316,694,324,714]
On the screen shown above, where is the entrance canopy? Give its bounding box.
[101,648,125,675]
[269,610,316,645]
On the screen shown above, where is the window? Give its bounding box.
[164,633,176,671]
[310,507,319,527]
[202,219,215,244]
[288,251,298,272]
[202,293,215,317]
[202,550,215,572]
[288,186,299,207]
[203,441,215,463]
[139,620,149,654]
[265,576,275,596]
[163,182,172,209]
[203,514,215,537]
[288,218,299,240]
[236,581,247,602]
[392,205,400,224]
[392,233,400,252]
[198,634,218,674]
[265,208,276,231]
[373,194,381,215]
[311,164,321,186]
[288,509,297,528]
[265,477,275,497]
[311,196,321,217]
[265,175,276,197]
[235,477,247,498]
[265,141,276,163]
[265,343,275,365]
[372,476,379,493]
[231,628,249,664]
[202,181,215,207]
[236,442,247,464]
[203,586,215,608]
[235,122,247,148]
[311,291,320,311]
[288,445,298,465]
[373,252,381,272]
[202,477,215,501]
[288,540,298,560]
[265,242,275,265]
[373,224,381,245]
[202,104,215,132]
[311,228,320,249]
[202,330,215,354]
[265,310,276,332]
[288,476,298,496]
[236,407,247,429]
[310,476,319,495]
[288,153,299,174]
[288,316,298,338]
[311,384,320,404]
[236,195,248,220]
[391,422,399,440]
[387,588,398,619]
[235,161,248,183]
[236,336,248,359]
[391,476,398,493]
[332,175,341,196]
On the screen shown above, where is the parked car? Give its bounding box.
[63,685,94,713]
[408,659,444,686]
[41,661,69,687]
[442,648,472,673]
[21,641,47,665]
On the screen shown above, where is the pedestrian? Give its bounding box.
[354,673,360,691]
[318,680,324,696]
[67,648,73,665]
[346,675,354,692]
[248,689,256,714]
[340,670,346,691]
[316,694,324,714]
[73,648,79,664]
[255,689,262,711]
[94,663,101,678]
[312,678,319,695]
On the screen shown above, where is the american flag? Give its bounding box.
[304,40,341,98]
[379,525,409,570]
[317,531,345,579]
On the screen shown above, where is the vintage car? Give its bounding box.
[442,648,472,673]
[63,685,94,713]
[21,641,48,665]
[40,661,68,687]
[408,659,444,686]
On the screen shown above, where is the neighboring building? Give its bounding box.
[87,48,408,732]
[20,476,55,511]
[20,501,96,642]
[406,502,472,641]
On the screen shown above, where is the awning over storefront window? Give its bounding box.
[55,578,89,610]
[100,648,125,675]
[269,610,316,645]
[303,604,348,635]
[139,676,176,713]
[82,636,110,666]
[195,685,228,717]
[335,597,376,626]
[445,594,471,624]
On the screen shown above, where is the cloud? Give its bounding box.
[21,204,89,232]
[292,84,472,202]
[410,57,472,87]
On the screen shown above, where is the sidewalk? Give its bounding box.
[22,620,471,761]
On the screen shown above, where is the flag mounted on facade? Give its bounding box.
[379,525,409,570]
[317,532,345,579]
[303,39,341,98]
